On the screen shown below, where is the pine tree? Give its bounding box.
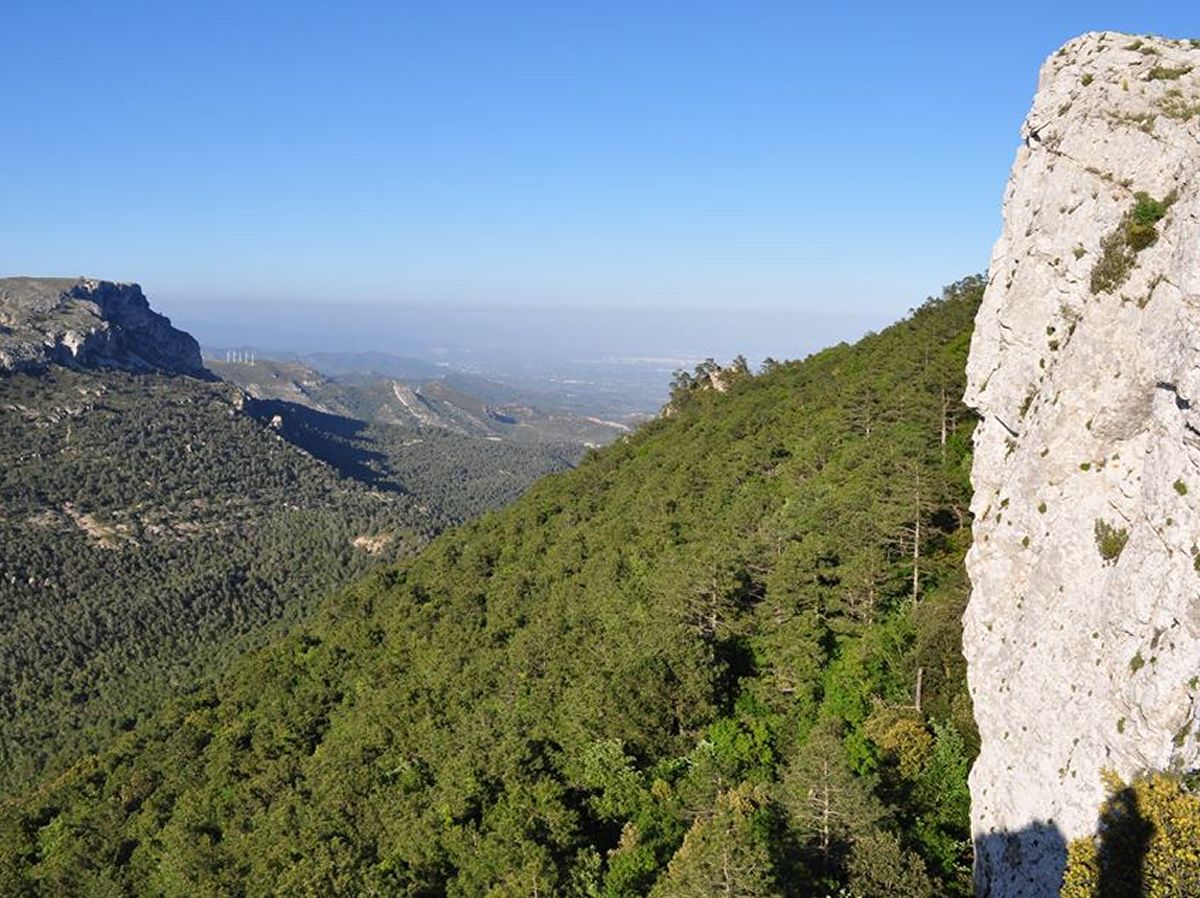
[847,830,935,898]
[776,719,887,884]
[649,784,782,898]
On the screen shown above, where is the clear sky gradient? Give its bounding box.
[4,2,1198,357]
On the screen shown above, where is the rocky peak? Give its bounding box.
[0,277,206,377]
[964,32,1200,896]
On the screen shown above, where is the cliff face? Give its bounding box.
[964,32,1200,896]
[0,277,206,376]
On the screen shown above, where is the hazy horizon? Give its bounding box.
[168,293,896,367]
[7,2,1200,371]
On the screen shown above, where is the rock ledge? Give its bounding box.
[0,277,206,376]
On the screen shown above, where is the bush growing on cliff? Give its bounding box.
[1094,519,1130,562]
[1090,227,1137,295]
[1127,192,1172,249]
[1090,192,1176,294]
[1146,65,1192,81]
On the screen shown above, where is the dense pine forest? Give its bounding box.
[1,275,985,896]
[0,370,573,795]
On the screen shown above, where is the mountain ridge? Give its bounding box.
[0,277,206,377]
[210,356,636,448]
[0,281,579,795]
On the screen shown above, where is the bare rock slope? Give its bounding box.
[0,277,205,376]
[964,32,1200,896]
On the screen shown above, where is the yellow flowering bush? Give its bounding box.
[1062,769,1200,897]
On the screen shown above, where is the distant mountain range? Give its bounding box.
[207,355,638,448]
[204,343,672,423]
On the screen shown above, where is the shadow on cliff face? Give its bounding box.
[1091,782,1152,898]
[972,790,1154,898]
[974,821,1067,898]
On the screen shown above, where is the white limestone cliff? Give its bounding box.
[964,31,1200,896]
[0,277,206,377]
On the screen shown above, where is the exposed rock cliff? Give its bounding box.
[0,277,206,376]
[964,32,1200,896]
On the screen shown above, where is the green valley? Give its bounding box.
[2,276,984,897]
[0,364,573,796]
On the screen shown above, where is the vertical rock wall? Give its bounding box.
[964,31,1200,897]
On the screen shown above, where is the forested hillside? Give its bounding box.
[237,395,580,515]
[1,276,984,897]
[0,370,570,795]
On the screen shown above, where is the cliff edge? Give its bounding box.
[964,31,1200,896]
[0,277,206,376]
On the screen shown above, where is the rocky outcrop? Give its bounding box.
[964,32,1200,896]
[0,277,206,376]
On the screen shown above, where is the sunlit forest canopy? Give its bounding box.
[2,276,984,897]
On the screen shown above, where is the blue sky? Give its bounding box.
[3,2,1198,357]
